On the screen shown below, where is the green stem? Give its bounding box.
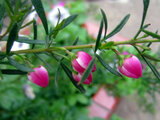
[112,48,121,59]
[2,39,160,55]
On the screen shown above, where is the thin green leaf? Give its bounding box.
[33,20,38,39]
[5,0,14,15]
[141,0,150,28]
[14,0,20,14]
[60,62,85,93]
[61,14,78,29]
[142,23,150,29]
[134,46,160,80]
[31,0,48,35]
[80,57,96,84]
[95,20,103,53]
[104,14,130,41]
[55,8,61,26]
[101,41,114,49]
[142,53,160,62]
[34,53,53,71]
[1,69,27,75]
[0,1,5,21]
[3,36,47,45]
[96,54,122,77]
[55,63,61,87]
[32,19,37,49]
[134,0,150,39]
[21,20,34,29]
[6,23,18,54]
[73,37,79,46]
[7,56,33,72]
[142,29,160,39]
[17,39,46,44]
[4,1,13,21]
[100,9,108,37]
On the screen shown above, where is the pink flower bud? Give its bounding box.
[72,51,96,73]
[72,72,93,85]
[27,66,49,88]
[118,54,142,79]
[72,51,96,84]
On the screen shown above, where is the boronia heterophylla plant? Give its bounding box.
[0,0,160,93]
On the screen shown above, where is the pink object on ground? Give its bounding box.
[88,87,120,119]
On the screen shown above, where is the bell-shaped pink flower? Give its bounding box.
[72,72,93,85]
[72,51,96,84]
[72,51,96,73]
[118,54,142,79]
[27,66,49,88]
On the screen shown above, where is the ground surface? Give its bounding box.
[87,0,160,120]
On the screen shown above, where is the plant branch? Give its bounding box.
[2,38,160,54]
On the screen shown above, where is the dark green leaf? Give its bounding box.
[32,19,37,49]
[95,20,103,53]
[96,54,122,77]
[140,0,150,28]
[73,37,79,46]
[60,62,85,93]
[80,57,96,84]
[7,56,33,72]
[134,46,160,80]
[0,53,6,60]
[31,0,48,35]
[3,36,47,45]
[100,9,108,37]
[33,20,38,39]
[0,1,5,21]
[6,23,18,54]
[61,14,78,29]
[0,61,10,64]
[0,69,2,80]
[104,14,130,41]
[142,29,160,39]
[1,69,27,75]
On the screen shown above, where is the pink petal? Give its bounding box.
[27,66,49,88]
[72,59,85,73]
[72,72,93,85]
[76,51,96,72]
[122,56,142,78]
[118,66,139,78]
